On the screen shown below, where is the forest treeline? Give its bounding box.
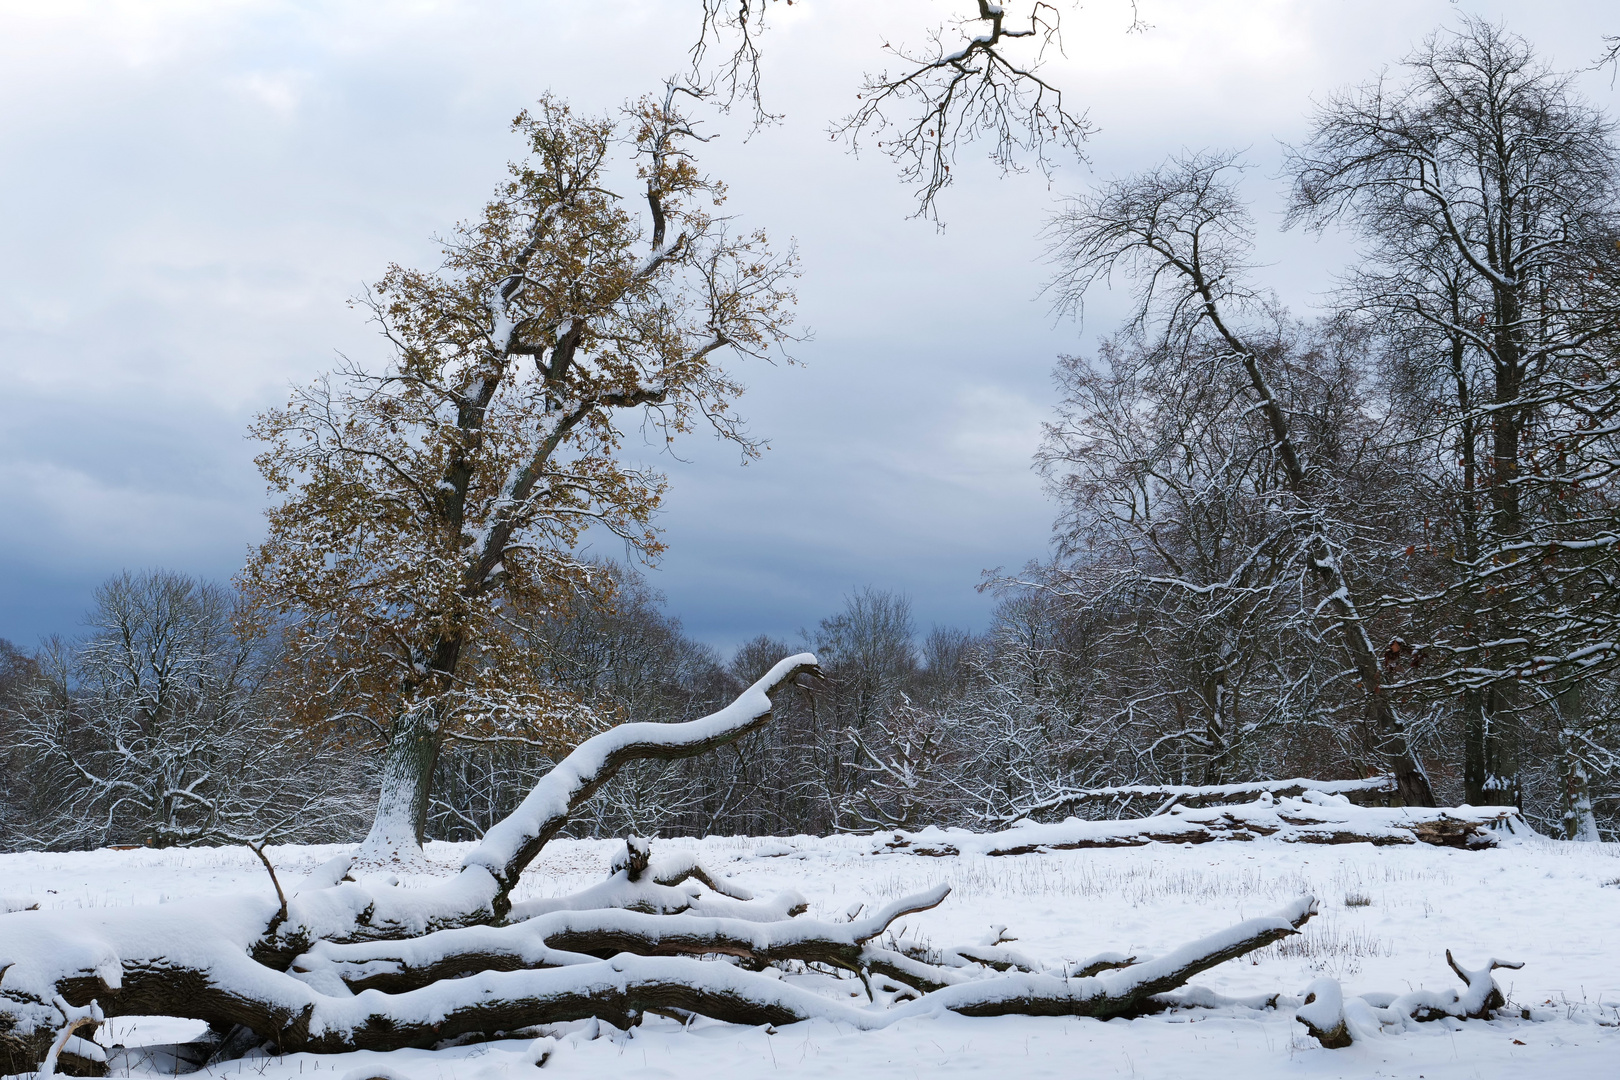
[0,542,1614,850]
[5,19,1620,849]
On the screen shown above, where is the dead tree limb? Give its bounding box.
[1295,951,1526,1047]
[260,654,824,957]
[37,897,1319,1058]
[833,0,1094,220]
[288,885,951,995]
[1002,776,1398,823]
[884,796,1528,857]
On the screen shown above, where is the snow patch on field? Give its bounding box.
[4,834,1619,1078]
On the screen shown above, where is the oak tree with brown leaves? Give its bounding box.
[243,85,800,865]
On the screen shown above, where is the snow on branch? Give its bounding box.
[461,653,823,903]
[1294,951,1527,1048]
[1001,775,1398,823]
[881,792,1531,857]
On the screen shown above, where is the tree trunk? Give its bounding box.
[1479,687,1520,809]
[1365,689,1435,808]
[1482,288,1525,805]
[1463,688,1487,806]
[1555,682,1600,841]
[1223,333,1435,807]
[358,705,443,864]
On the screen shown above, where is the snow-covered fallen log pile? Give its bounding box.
[1141,949,1529,1049]
[882,790,1532,856]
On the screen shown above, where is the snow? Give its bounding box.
[3,830,1619,1077]
[877,793,1529,854]
[1294,976,1346,1041]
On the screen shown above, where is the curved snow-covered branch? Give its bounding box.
[463,653,822,904]
[270,654,823,950]
[0,652,827,1071]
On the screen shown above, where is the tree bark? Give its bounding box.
[1479,687,1520,808]
[1462,688,1487,805]
[1555,682,1600,841]
[357,705,443,863]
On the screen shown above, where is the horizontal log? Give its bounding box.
[885,797,1529,856]
[290,895,1316,1052]
[3,894,1316,1067]
[289,885,950,995]
[1004,777,1398,823]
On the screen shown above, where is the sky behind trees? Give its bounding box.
[1,0,1615,652]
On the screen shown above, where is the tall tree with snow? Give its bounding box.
[1286,18,1620,827]
[243,86,799,865]
[1044,151,1439,807]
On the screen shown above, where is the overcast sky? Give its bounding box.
[1,0,1615,655]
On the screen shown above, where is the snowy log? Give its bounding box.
[0,652,1367,1073]
[286,884,951,995]
[1005,776,1399,822]
[1,884,1318,1064]
[200,898,1328,1053]
[506,846,791,922]
[1292,951,1525,1048]
[886,792,1531,856]
[909,896,1318,1019]
[1295,977,1352,1048]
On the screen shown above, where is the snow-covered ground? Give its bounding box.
[4,831,1619,1079]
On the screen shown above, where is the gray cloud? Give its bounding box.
[1,0,1613,650]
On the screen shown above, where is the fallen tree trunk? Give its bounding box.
[5,872,1316,1060]
[287,885,953,995]
[1002,776,1399,823]
[30,896,1322,1057]
[1294,951,1525,1047]
[886,792,1531,857]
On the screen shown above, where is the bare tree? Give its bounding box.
[1024,316,1401,790]
[815,587,919,730]
[4,571,368,851]
[0,639,45,844]
[1286,17,1620,826]
[1044,151,1437,806]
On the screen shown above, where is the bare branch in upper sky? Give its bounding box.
[693,2,1099,222]
[691,0,781,129]
[835,2,1094,222]
[1599,33,1620,80]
